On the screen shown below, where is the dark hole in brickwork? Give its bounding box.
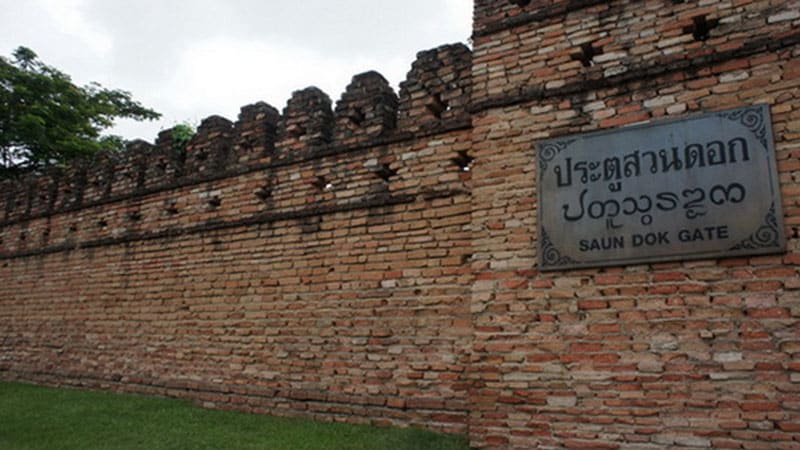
[195,150,208,161]
[69,224,78,233]
[572,42,603,67]
[792,227,799,239]
[97,219,108,228]
[684,15,719,42]
[508,0,531,6]
[240,138,254,152]
[311,176,333,191]
[255,186,272,201]
[374,164,398,182]
[208,196,222,208]
[127,211,142,222]
[19,232,26,242]
[427,94,449,119]
[451,150,474,172]
[164,200,179,215]
[350,108,366,128]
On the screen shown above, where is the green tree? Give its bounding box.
[0,46,160,176]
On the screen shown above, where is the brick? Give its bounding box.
[776,421,800,432]
[768,10,800,23]
[741,402,782,412]
[578,300,608,310]
[746,308,790,319]
[547,396,578,407]
[3,2,800,449]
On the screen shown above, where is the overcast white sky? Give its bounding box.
[0,0,473,141]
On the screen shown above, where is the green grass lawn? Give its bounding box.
[0,382,470,450]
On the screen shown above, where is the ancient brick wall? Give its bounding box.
[468,0,800,448]
[0,45,475,433]
[1,0,800,448]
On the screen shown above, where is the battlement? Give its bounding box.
[0,43,473,228]
[6,0,797,228]
[2,1,799,448]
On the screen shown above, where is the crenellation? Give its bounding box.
[107,141,151,198]
[2,1,800,447]
[58,159,88,210]
[24,170,51,219]
[40,167,62,215]
[184,115,235,176]
[4,179,23,223]
[334,71,399,145]
[277,87,335,152]
[0,179,8,222]
[398,44,473,133]
[154,127,177,151]
[0,43,477,229]
[0,177,22,223]
[233,102,280,164]
[125,140,154,192]
[109,152,136,198]
[82,151,116,204]
[150,127,188,183]
[18,173,37,220]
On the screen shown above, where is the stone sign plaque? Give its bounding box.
[537,104,785,271]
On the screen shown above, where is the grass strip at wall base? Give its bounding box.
[0,382,470,450]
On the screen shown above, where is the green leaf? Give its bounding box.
[0,46,161,176]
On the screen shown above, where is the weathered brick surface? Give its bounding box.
[1,0,799,448]
[0,48,475,433]
[468,0,800,448]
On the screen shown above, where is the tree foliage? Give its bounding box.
[0,46,160,176]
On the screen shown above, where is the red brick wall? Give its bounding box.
[2,1,800,448]
[0,45,475,433]
[469,0,800,448]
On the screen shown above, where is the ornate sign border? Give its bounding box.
[536,104,786,271]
